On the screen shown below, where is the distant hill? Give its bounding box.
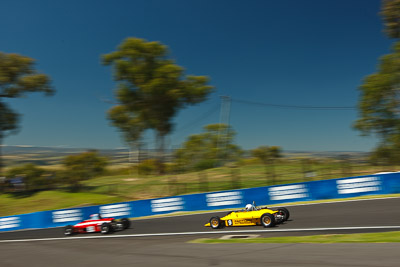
[1,145,370,168]
[2,146,131,167]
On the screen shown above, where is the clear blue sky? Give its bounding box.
[0,0,392,151]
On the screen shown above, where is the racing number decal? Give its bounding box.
[234,219,252,225]
[86,226,95,232]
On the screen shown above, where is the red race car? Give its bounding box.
[64,214,130,236]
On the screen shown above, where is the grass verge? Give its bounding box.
[0,191,124,216]
[190,231,400,243]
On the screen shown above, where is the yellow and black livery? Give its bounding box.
[205,203,290,229]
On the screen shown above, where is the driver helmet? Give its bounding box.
[89,214,101,220]
[245,204,254,211]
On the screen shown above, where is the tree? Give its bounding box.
[0,52,54,173]
[174,124,242,171]
[107,105,145,169]
[102,38,214,173]
[6,163,47,191]
[381,0,400,38]
[251,145,282,184]
[62,151,108,190]
[355,1,400,164]
[354,43,400,162]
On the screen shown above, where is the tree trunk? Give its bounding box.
[264,162,270,185]
[0,137,3,175]
[156,132,166,175]
[270,160,276,184]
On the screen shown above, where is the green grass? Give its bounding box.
[190,231,400,244]
[82,161,392,199]
[0,191,124,216]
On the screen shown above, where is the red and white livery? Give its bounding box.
[64,214,130,235]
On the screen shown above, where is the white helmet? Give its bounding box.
[245,204,254,211]
[89,214,101,220]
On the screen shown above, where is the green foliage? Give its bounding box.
[62,151,108,189]
[0,52,54,98]
[354,42,400,159]
[0,191,123,217]
[355,1,400,162]
[102,38,214,171]
[194,159,218,171]
[174,123,242,171]
[0,52,54,138]
[251,145,282,183]
[6,164,49,190]
[368,145,400,165]
[136,159,158,175]
[0,102,19,138]
[381,0,400,38]
[251,145,282,164]
[0,52,54,173]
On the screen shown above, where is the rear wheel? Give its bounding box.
[101,223,112,234]
[210,216,222,229]
[276,207,290,221]
[64,225,74,236]
[261,213,275,228]
[121,218,130,229]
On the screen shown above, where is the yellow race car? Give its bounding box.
[205,202,290,229]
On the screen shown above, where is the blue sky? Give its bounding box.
[0,0,392,151]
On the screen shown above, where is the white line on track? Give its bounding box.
[1,225,400,243]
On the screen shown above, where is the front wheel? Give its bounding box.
[209,216,223,229]
[260,213,276,228]
[64,225,74,236]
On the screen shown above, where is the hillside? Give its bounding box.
[2,145,369,168]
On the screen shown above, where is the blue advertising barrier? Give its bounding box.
[1,172,400,232]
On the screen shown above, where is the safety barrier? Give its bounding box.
[1,172,400,232]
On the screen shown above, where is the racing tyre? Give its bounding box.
[121,218,130,229]
[64,225,74,236]
[101,223,112,234]
[276,207,290,221]
[210,216,222,229]
[261,213,276,228]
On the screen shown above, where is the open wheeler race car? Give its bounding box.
[64,214,130,235]
[205,202,290,229]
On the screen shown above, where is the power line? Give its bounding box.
[231,98,356,110]
[175,104,220,134]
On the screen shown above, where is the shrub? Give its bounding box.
[136,159,158,175]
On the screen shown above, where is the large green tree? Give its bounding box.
[355,1,400,163]
[355,42,400,163]
[102,38,214,172]
[0,52,54,173]
[174,124,242,171]
[381,0,400,38]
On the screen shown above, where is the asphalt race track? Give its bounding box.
[1,197,400,266]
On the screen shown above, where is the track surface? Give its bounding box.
[1,197,400,240]
[1,198,400,266]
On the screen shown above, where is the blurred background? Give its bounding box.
[1,0,400,217]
